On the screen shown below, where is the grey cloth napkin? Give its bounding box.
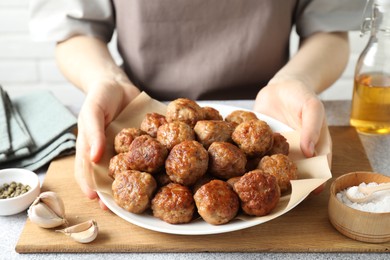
[0,85,77,171]
[0,88,33,155]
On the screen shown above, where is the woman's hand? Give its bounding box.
[253,30,347,165]
[254,78,327,158]
[254,78,331,194]
[55,36,141,208]
[253,32,348,194]
[74,80,140,209]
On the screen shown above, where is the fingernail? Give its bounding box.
[89,144,97,160]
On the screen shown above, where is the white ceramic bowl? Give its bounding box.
[0,168,40,216]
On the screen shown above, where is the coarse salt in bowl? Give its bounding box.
[328,171,390,243]
[0,168,40,216]
[338,182,390,213]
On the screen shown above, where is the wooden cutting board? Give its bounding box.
[16,126,390,253]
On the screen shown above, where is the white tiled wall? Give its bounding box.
[0,0,368,107]
[0,0,82,108]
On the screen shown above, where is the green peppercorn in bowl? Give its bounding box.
[0,168,40,216]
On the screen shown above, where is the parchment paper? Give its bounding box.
[92,92,332,228]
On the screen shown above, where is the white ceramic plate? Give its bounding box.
[98,103,295,235]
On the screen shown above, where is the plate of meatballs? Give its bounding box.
[98,97,305,235]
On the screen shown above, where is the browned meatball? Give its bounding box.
[112,170,157,214]
[232,120,274,158]
[258,154,298,193]
[140,112,167,138]
[165,98,204,127]
[194,120,235,149]
[267,133,289,156]
[151,183,195,224]
[201,106,223,120]
[127,135,168,174]
[165,140,208,186]
[233,169,280,216]
[208,142,247,179]
[225,110,258,126]
[114,128,145,154]
[156,121,195,150]
[194,180,239,225]
[108,153,131,179]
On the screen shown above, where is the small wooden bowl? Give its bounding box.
[328,171,390,243]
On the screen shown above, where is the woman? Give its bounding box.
[29,0,365,208]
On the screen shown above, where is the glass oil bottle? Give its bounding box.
[350,0,390,134]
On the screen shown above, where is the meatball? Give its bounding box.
[140,112,167,138]
[108,153,131,179]
[194,120,235,149]
[165,140,209,186]
[114,128,145,154]
[201,106,223,120]
[232,120,274,158]
[165,98,204,127]
[156,121,195,150]
[258,154,298,193]
[127,135,168,174]
[194,180,239,225]
[233,169,280,216]
[112,170,157,214]
[151,183,195,224]
[225,110,258,126]
[208,142,247,179]
[267,133,289,156]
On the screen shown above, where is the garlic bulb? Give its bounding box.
[56,220,98,243]
[28,191,67,228]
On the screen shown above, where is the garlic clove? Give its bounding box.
[28,202,68,228]
[28,191,68,228]
[38,191,66,218]
[57,220,98,243]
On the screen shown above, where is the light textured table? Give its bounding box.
[1,100,389,260]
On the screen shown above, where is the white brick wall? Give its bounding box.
[0,0,84,107]
[0,1,368,106]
